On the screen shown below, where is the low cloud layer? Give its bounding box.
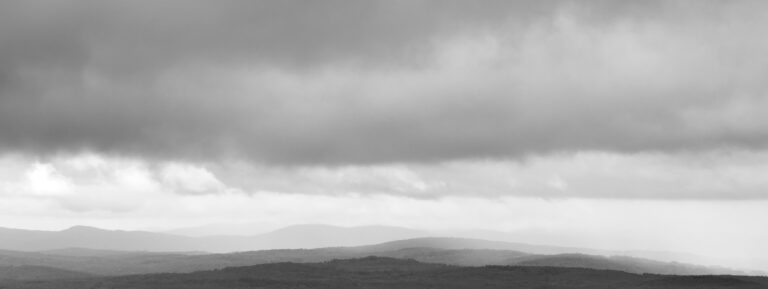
[2,153,768,270]
[2,151,766,207]
[1,1,767,164]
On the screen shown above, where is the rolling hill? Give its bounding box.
[512,253,732,275]
[359,237,603,255]
[0,265,92,281]
[1,257,765,289]
[0,237,748,276]
[0,225,427,252]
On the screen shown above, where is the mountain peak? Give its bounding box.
[271,224,421,234]
[61,226,106,233]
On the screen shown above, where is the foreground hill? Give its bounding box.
[0,238,746,276]
[1,257,766,289]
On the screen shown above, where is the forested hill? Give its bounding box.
[1,257,766,289]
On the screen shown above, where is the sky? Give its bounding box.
[1,0,768,270]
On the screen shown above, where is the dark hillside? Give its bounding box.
[1,257,766,289]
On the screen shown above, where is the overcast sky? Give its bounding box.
[1,0,767,270]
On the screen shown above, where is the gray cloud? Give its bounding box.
[1,0,768,165]
[204,150,768,200]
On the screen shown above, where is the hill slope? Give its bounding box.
[361,237,600,255]
[0,238,745,276]
[1,257,765,289]
[511,253,730,275]
[0,225,427,252]
[0,265,92,281]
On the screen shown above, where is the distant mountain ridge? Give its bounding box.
[0,224,684,258]
[0,235,751,276]
[0,225,758,275]
[0,224,427,252]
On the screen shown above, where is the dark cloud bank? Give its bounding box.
[1,0,767,165]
